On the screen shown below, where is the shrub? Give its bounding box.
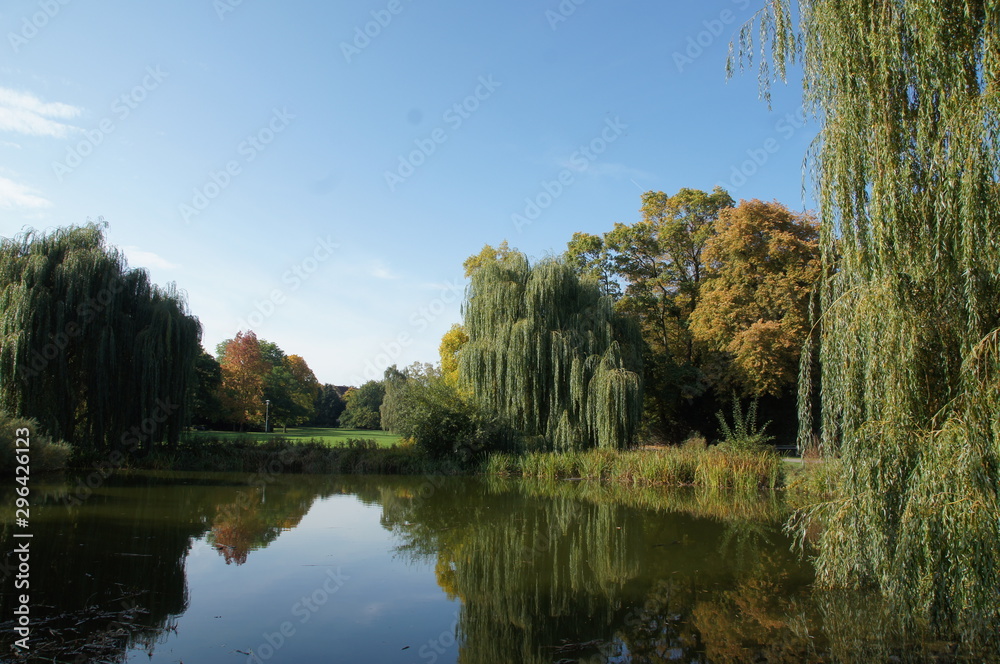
[715,397,774,451]
[0,410,72,472]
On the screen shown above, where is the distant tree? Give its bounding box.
[191,350,223,425]
[339,380,385,429]
[565,231,620,298]
[689,200,820,397]
[311,384,345,427]
[460,248,643,451]
[438,324,469,387]
[264,364,308,432]
[218,331,268,429]
[462,240,514,278]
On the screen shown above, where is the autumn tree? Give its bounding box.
[576,187,734,440]
[218,331,268,429]
[462,240,514,278]
[689,200,820,397]
[438,323,469,387]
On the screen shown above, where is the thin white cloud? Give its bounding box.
[370,261,396,280]
[0,87,81,138]
[123,246,180,270]
[0,176,50,209]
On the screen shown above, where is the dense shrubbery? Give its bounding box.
[130,437,466,475]
[0,410,72,472]
[381,364,516,461]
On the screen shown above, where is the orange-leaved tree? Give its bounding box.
[219,330,268,429]
[689,199,820,397]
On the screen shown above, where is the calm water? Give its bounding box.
[0,472,991,663]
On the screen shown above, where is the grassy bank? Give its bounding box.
[483,444,785,490]
[184,427,402,447]
[72,437,465,475]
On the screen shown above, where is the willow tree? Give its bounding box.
[735,1,1000,631]
[0,222,201,452]
[460,249,642,451]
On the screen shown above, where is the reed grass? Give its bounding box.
[485,444,784,489]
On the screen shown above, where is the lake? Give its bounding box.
[0,471,989,663]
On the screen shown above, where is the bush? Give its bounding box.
[381,365,516,461]
[0,410,72,472]
[715,397,774,451]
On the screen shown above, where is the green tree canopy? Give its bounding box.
[0,222,201,452]
[339,380,385,430]
[460,248,642,451]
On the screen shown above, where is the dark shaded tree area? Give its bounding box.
[0,222,201,453]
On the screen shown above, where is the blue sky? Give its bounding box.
[0,0,814,386]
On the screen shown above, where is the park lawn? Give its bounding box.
[188,427,403,447]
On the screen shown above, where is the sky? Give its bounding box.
[0,0,815,386]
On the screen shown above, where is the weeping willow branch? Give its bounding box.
[737,0,1000,633]
[459,251,643,451]
[0,223,201,452]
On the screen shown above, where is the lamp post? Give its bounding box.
[265,399,270,434]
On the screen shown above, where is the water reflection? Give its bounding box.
[0,472,995,663]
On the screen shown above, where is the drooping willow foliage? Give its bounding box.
[0,222,201,452]
[460,251,642,451]
[734,1,1000,632]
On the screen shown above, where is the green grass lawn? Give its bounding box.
[186,427,402,447]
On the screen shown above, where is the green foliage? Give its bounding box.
[715,397,774,451]
[460,248,643,451]
[740,0,1000,632]
[311,384,346,427]
[0,222,201,452]
[578,187,735,441]
[0,410,72,472]
[339,380,385,430]
[381,363,514,460]
[190,350,222,425]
